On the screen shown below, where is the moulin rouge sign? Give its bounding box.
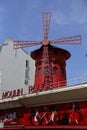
[2,88,24,99]
[2,86,33,99]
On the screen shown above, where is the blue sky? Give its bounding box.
[0,0,87,82]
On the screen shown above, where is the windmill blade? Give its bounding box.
[13,40,42,49]
[50,35,82,44]
[42,12,51,40]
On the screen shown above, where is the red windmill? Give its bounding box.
[13,12,81,93]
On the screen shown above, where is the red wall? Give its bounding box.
[0,100,87,126]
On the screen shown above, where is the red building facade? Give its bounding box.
[30,44,71,93]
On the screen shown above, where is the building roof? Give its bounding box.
[0,82,87,109]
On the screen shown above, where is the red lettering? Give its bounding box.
[19,88,23,96]
[7,91,12,98]
[2,92,8,99]
[2,88,23,99]
[11,90,16,97]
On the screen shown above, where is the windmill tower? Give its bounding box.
[13,12,81,93]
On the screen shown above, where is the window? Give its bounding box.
[52,67,58,75]
[61,68,65,76]
[25,80,29,85]
[25,68,29,79]
[44,66,49,75]
[25,60,29,85]
[38,68,42,76]
[26,60,29,67]
[0,45,2,53]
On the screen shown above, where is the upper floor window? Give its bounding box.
[38,68,42,76]
[44,66,49,75]
[52,66,58,75]
[25,60,29,85]
[26,60,29,67]
[61,68,65,76]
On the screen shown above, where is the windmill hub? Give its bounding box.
[42,39,49,45]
